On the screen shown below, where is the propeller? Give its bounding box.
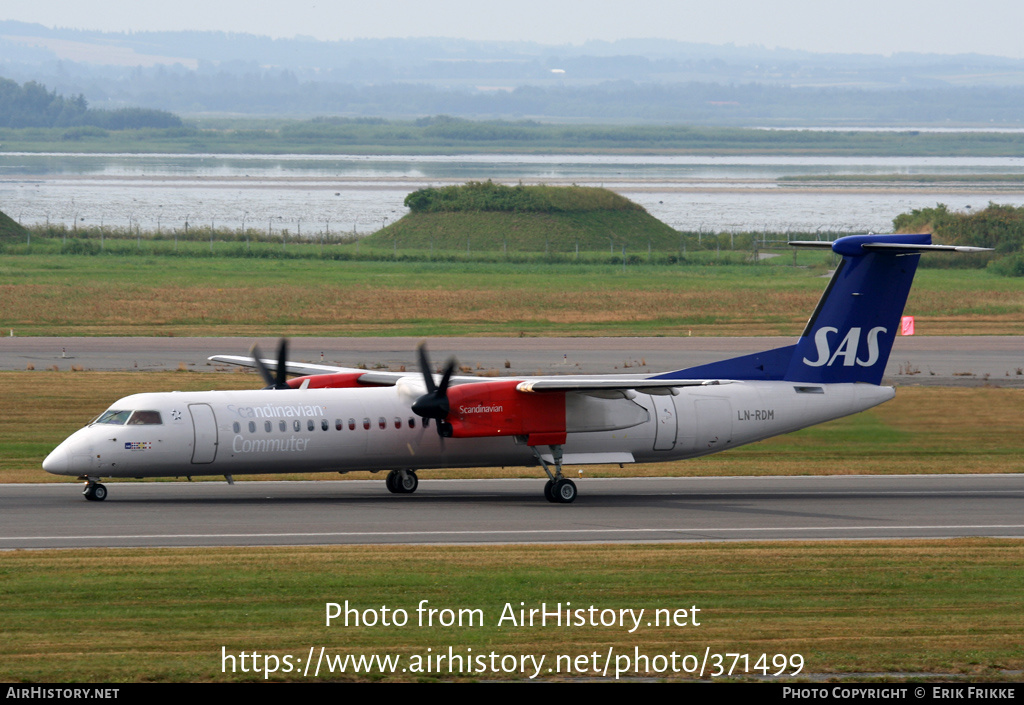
[411,343,457,437]
[250,339,291,390]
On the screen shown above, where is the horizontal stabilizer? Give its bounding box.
[789,235,992,256]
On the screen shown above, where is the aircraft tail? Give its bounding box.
[657,233,987,386]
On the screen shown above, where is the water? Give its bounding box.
[3,153,1024,235]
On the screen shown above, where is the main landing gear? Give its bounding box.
[385,469,419,494]
[533,445,577,504]
[82,477,107,501]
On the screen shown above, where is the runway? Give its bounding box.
[2,335,1022,386]
[3,475,1023,549]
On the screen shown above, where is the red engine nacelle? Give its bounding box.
[445,380,567,445]
[287,372,378,389]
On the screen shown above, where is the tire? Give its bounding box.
[544,479,557,503]
[554,479,577,504]
[399,471,418,494]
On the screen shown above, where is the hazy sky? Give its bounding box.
[5,0,1024,58]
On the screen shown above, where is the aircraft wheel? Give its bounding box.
[554,479,577,504]
[398,471,419,494]
[544,479,557,503]
[84,483,107,501]
[385,470,400,494]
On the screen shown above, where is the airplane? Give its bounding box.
[42,233,989,503]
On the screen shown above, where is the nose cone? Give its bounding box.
[42,446,71,475]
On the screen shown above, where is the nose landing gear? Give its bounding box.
[385,469,419,494]
[82,478,107,501]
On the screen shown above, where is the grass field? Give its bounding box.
[6,371,1022,483]
[2,540,1022,682]
[1,253,1021,337]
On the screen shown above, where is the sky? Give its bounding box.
[4,0,1024,59]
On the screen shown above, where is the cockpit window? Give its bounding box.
[127,410,163,425]
[95,410,132,425]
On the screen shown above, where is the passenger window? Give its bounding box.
[378,417,386,430]
[363,418,370,430]
[394,417,402,429]
[322,419,329,431]
[423,418,430,429]
[249,421,256,433]
[349,418,356,430]
[294,420,301,432]
[265,420,272,433]
[233,421,240,433]
[279,420,287,432]
[335,419,343,431]
[307,419,315,432]
[409,418,416,429]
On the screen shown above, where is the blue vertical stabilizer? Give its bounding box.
[658,234,940,386]
[783,234,927,384]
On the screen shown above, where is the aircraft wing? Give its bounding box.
[517,377,724,395]
[208,354,408,386]
[210,354,726,393]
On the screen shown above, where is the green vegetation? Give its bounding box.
[893,202,1024,275]
[2,540,1022,681]
[3,252,1021,337]
[0,208,28,241]
[364,183,677,252]
[402,181,644,213]
[367,211,680,253]
[6,222,798,264]
[0,77,181,130]
[5,115,1024,155]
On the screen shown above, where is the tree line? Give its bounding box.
[403,182,644,213]
[0,77,182,129]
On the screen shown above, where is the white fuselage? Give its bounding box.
[43,381,894,480]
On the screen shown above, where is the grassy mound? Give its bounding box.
[0,209,28,241]
[403,181,643,213]
[367,182,678,252]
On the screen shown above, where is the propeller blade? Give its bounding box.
[417,343,436,393]
[250,339,291,390]
[437,357,455,395]
[276,339,289,389]
[411,344,458,437]
[250,344,275,388]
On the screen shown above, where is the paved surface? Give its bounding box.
[1,336,1022,386]
[3,475,1022,549]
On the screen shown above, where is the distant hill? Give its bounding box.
[364,183,679,252]
[5,21,1024,123]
